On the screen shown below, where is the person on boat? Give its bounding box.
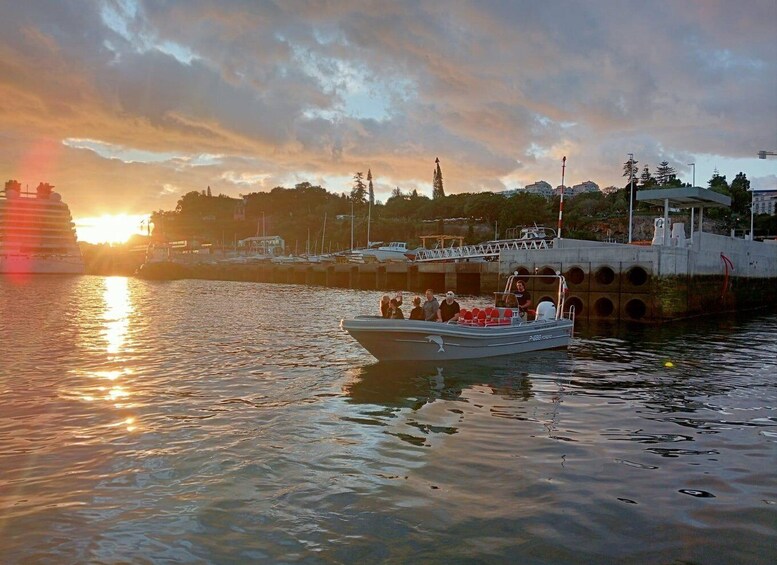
[439,291,461,323]
[379,294,391,318]
[422,289,442,322]
[379,292,403,318]
[388,298,404,319]
[512,279,532,319]
[409,296,424,320]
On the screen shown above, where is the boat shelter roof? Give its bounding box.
[636,187,730,209]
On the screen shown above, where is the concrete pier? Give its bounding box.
[147,229,776,323]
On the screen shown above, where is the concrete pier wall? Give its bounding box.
[142,236,776,323]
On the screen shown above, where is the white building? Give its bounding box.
[238,235,285,255]
[571,180,600,196]
[525,181,554,198]
[753,189,777,216]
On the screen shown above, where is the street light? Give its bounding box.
[688,163,695,241]
[749,188,754,240]
[628,153,634,243]
[350,198,354,252]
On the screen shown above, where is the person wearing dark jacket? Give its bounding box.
[388,298,404,319]
[409,296,424,320]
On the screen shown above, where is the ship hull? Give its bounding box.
[0,255,84,275]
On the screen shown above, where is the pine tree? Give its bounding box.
[206,185,212,197]
[655,161,677,186]
[622,158,639,181]
[639,166,656,188]
[351,172,367,204]
[432,157,445,199]
[367,169,374,205]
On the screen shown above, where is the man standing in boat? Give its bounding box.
[422,289,442,322]
[512,280,532,319]
[439,291,461,323]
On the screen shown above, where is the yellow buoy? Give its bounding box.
[664,361,674,368]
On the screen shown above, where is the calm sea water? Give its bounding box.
[1,276,775,564]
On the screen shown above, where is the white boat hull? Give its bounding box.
[341,316,574,361]
[0,255,84,274]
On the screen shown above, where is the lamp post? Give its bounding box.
[557,156,566,239]
[350,198,354,252]
[628,153,634,243]
[749,187,755,240]
[688,163,695,241]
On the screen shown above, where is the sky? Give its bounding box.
[1,0,776,221]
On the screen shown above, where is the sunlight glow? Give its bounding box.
[103,277,133,355]
[76,214,149,244]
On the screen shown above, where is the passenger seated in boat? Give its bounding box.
[409,296,424,320]
[440,291,461,323]
[512,279,532,319]
[388,298,404,319]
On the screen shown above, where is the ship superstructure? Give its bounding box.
[0,180,84,274]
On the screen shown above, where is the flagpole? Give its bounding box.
[557,156,566,239]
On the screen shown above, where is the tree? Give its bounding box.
[639,166,656,188]
[729,172,751,219]
[432,157,445,199]
[655,161,677,186]
[622,157,639,181]
[351,172,367,204]
[367,169,375,205]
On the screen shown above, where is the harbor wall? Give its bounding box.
[138,235,776,323]
[500,235,777,321]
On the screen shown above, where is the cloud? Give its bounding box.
[0,0,774,217]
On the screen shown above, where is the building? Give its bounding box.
[238,235,285,255]
[524,181,554,198]
[753,189,777,216]
[571,180,600,196]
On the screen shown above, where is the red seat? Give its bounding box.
[477,310,487,326]
[459,310,474,325]
[486,310,501,326]
[503,308,513,318]
[471,307,480,317]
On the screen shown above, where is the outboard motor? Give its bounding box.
[536,301,556,321]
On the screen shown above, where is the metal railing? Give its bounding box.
[414,238,551,262]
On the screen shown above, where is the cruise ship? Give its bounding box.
[0,180,84,274]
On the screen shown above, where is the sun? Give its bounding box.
[75,214,150,245]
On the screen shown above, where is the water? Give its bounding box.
[1,276,775,564]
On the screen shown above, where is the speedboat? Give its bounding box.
[357,241,417,262]
[341,273,575,361]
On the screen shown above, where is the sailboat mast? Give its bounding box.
[321,211,327,255]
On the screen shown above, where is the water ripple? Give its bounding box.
[1,277,776,563]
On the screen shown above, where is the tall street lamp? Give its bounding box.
[749,187,755,240]
[628,153,634,243]
[350,198,354,252]
[688,163,695,241]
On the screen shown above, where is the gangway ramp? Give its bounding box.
[414,239,551,262]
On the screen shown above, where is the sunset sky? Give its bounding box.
[1,0,776,226]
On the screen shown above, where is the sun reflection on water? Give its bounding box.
[94,277,138,432]
[103,277,132,355]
